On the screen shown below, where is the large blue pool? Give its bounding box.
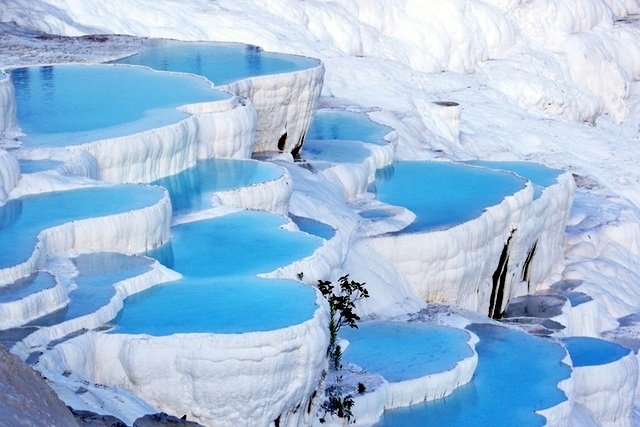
[0,185,165,269]
[465,161,563,199]
[113,211,322,335]
[112,39,320,85]
[11,64,228,147]
[377,324,570,427]
[307,110,392,145]
[341,321,473,382]
[372,161,526,232]
[152,158,283,214]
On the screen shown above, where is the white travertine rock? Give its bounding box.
[220,62,324,154]
[38,295,330,427]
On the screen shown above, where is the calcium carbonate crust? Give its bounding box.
[0,187,171,286]
[368,170,575,317]
[11,258,181,358]
[0,148,20,204]
[219,61,324,154]
[38,293,330,427]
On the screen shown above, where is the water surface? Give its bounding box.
[114,211,323,335]
[113,40,319,85]
[373,161,526,232]
[307,110,391,145]
[563,337,630,367]
[0,185,165,269]
[152,158,282,214]
[377,324,570,427]
[464,161,562,199]
[342,322,473,382]
[12,64,227,147]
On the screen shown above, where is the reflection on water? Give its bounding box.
[145,242,175,269]
[0,198,22,231]
[245,45,263,74]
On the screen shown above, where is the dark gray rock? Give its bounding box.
[133,413,204,427]
[0,345,79,427]
[69,408,127,427]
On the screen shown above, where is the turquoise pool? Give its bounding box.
[307,110,391,145]
[113,39,320,85]
[376,324,570,427]
[464,161,563,199]
[152,158,282,214]
[0,185,165,269]
[563,337,630,367]
[341,321,473,382]
[11,64,228,147]
[113,211,323,335]
[372,161,526,232]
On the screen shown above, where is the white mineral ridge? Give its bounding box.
[0,148,19,205]
[368,170,574,315]
[0,276,67,330]
[2,0,640,425]
[220,63,324,153]
[39,296,330,427]
[0,186,172,286]
[213,163,292,215]
[12,256,181,357]
[0,71,17,135]
[4,0,640,124]
[570,350,638,427]
[16,91,255,184]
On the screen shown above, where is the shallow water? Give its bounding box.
[0,185,164,268]
[307,110,391,145]
[563,336,630,367]
[291,215,335,240]
[0,271,55,303]
[113,39,319,85]
[377,324,570,427]
[373,161,526,232]
[11,64,227,147]
[302,139,371,164]
[18,159,63,173]
[464,161,562,199]
[341,321,473,382]
[113,276,317,335]
[152,158,282,214]
[113,211,322,335]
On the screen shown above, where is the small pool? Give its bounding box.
[18,159,63,174]
[152,158,282,214]
[25,253,153,327]
[564,291,593,307]
[377,324,570,427]
[112,39,320,85]
[11,64,228,147]
[307,110,391,145]
[147,211,322,277]
[563,337,630,367]
[0,185,165,269]
[291,215,335,240]
[0,271,55,303]
[341,322,473,382]
[114,277,317,335]
[301,139,371,164]
[372,162,526,233]
[113,211,322,335]
[464,161,563,199]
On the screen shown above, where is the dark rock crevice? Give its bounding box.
[489,230,515,319]
[277,131,287,151]
[522,241,538,292]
